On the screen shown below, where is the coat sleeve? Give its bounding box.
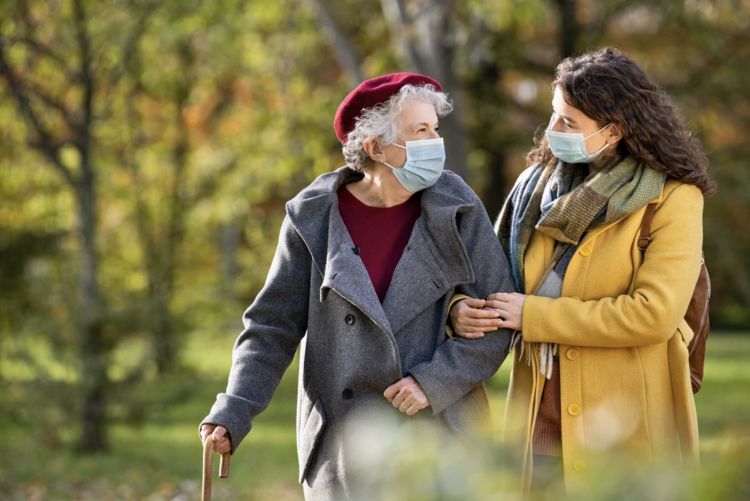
[201,216,311,453]
[408,194,516,415]
[522,183,704,348]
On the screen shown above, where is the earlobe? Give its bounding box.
[363,139,382,162]
[608,124,624,144]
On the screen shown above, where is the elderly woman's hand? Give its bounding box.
[384,376,430,416]
[484,292,527,331]
[449,298,505,339]
[200,424,232,454]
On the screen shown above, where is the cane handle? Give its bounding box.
[202,435,231,501]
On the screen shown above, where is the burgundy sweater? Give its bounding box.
[337,185,422,303]
[533,358,562,456]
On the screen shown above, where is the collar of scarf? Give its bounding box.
[497,156,666,294]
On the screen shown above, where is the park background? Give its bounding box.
[0,0,748,499]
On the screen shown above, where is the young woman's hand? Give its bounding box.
[449,298,505,339]
[485,293,528,331]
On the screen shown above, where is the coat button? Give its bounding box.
[568,403,581,416]
[352,245,360,255]
[573,459,586,472]
[345,314,355,325]
[572,296,581,301]
[342,389,353,400]
[579,245,592,256]
[567,349,579,361]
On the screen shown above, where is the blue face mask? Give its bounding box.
[545,114,612,164]
[384,137,445,192]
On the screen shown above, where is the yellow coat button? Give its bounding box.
[572,296,581,301]
[567,349,579,360]
[579,245,592,256]
[573,459,586,472]
[568,403,581,416]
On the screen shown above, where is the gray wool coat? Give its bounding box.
[202,166,516,500]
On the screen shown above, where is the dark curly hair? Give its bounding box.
[527,47,716,195]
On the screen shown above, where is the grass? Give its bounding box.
[1,332,749,500]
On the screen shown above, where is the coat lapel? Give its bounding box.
[381,186,476,335]
[381,220,449,335]
[287,166,476,338]
[287,167,393,335]
[321,205,393,335]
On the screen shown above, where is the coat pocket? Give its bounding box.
[298,397,327,484]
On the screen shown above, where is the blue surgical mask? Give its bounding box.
[383,137,445,192]
[545,115,612,164]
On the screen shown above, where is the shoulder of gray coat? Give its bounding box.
[434,170,481,205]
[286,166,362,217]
[288,167,348,204]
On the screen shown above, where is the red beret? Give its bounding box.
[334,73,442,143]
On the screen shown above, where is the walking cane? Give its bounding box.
[202,437,231,501]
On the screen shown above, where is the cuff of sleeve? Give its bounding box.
[408,366,452,415]
[445,294,472,339]
[200,393,254,455]
[521,295,555,343]
[445,324,457,339]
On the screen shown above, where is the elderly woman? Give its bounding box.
[199,73,515,500]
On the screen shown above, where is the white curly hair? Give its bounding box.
[342,84,453,172]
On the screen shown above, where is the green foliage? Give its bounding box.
[1,333,749,500]
[0,0,748,479]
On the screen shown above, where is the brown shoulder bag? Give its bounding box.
[639,203,711,394]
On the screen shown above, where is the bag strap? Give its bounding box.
[638,203,659,253]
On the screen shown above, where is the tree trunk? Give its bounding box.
[380,0,468,179]
[153,291,175,375]
[308,0,363,85]
[437,90,469,180]
[484,152,507,222]
[75,171,109,453]
[220,222,241,298]
[464,54,506,218]
[556,0,582,59]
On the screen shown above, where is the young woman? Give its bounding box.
[450,47,714,493]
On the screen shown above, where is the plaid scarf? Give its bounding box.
[495,156,666,377]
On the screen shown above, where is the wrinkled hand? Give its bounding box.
[200,424,232,454]
[449,298,504,339]
[485,292,528,331]
[384,376,430,416]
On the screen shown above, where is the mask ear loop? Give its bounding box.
[382,142,406,170]
[584,123,612,155]
[583,123,612,140]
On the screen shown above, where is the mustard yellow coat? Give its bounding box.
[504,179,703,493]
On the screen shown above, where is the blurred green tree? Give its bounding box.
[0,0,748,458]
[0,0,162,452]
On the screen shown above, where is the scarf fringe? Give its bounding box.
[510,330,557,379]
